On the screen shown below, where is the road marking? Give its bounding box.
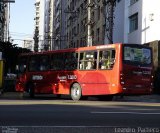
[0,126,119,128]
[91,111,160,115]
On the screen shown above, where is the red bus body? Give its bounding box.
[15,43,153,100]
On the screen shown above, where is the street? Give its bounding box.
[0,93,160,133]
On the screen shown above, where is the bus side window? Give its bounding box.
[51,54,64,70]
[110,50,116,68]
[65,52,78,70]
[39,55,49,71]
[99,49,115,70]
[79,51,97,70]
[79,52,84,70]
[29,56,39,71]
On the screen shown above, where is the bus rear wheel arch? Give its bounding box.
[70,83,82,101]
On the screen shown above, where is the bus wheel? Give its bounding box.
[27,84,35,98]
[70,83,82,101]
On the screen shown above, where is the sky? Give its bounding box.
[9,0,35,47]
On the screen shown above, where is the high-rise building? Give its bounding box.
[52,0,66,50]
[113,0,160,44]
[34,0,45,51]
[23,39,34,51]
[44,0,55,51]
[64,0,106,48]
[42,0,115,50]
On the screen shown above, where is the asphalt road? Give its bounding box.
[0,94,160,133]
[0,93,160,132]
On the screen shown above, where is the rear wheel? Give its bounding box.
[27,84,35,98]
[70,83,82,101]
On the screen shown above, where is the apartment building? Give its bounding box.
[34,0,45,51]
[113,0,160,44]
[51,0,66,50]
[40,0,160,51]
[23,39,34,51]
[41,0,114,50]
[64,0,106,48]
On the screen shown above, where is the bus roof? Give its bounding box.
[19,43,150,56]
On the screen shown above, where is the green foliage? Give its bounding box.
[0,41,31,74]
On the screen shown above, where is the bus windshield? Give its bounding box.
[123,45,152,66]
[18,56,27,73]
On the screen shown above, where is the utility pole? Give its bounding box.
[87,0,92,46]
[0,0,15,42]
[33,27,39,52]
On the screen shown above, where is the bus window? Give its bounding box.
[39,55,49,71]
[65,52,78,70]
[79,51,97,70]
[99,49,115,69]
[51,53,64,70]
[18,56,27,73]
[29,56,39,71]
[123,46,151,66]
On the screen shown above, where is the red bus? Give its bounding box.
[15,43,153,100]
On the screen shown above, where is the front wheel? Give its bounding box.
[70,83,82,101]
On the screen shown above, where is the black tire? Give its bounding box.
[70,83,82,101]
[27,84,35,98]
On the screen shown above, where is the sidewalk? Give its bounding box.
[0,92,23,100]
[0,92,160,103]
[114,94,160,103]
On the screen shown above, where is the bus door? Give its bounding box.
[28,55,52,94]
[50,53,68,94]
[98,49,117,94]
[78,49,116,95]
[122,45,152,94]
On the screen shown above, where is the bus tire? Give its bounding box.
[70,83,82,101]
[27,84,35,98]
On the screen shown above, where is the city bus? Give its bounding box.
[15,43,153,101]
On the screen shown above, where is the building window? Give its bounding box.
[130,0,138,5]
[96,28,100,42]
[129,13,138,33]
[97,6,100,20]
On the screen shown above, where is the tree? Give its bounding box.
[0,41,31,74]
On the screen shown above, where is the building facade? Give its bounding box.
[23,39,34,51]
[34,0,45,51]
[64,0,106,48]
[113,0,160,44]
[0,0,10,42]
[39,0,115,50]
[52,0,66,50]
[40,0,160,50]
